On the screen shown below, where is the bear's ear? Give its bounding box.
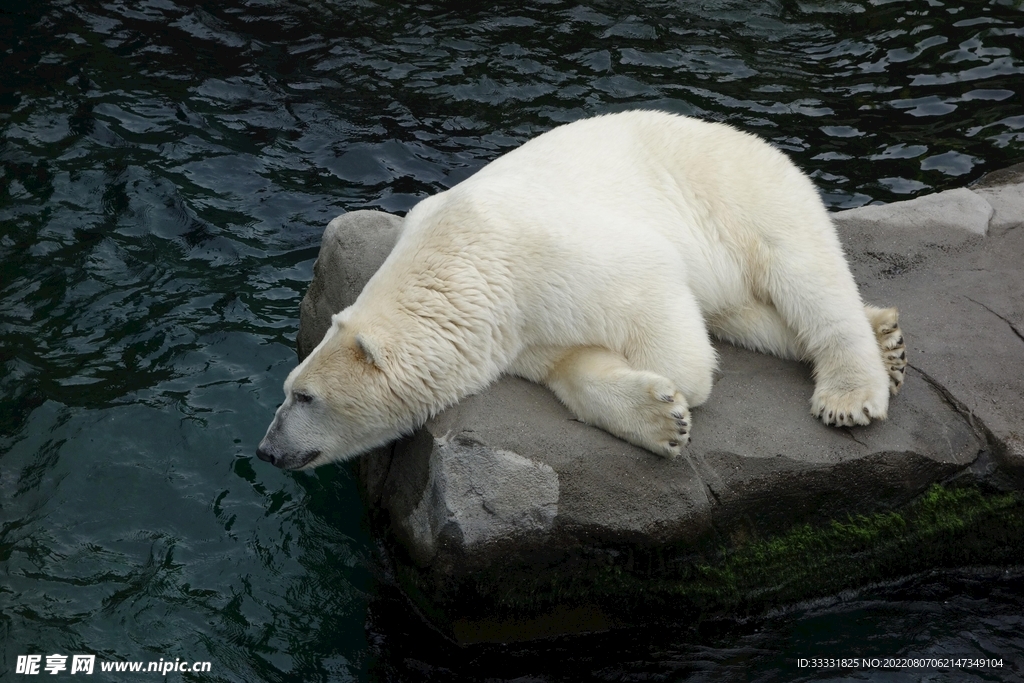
[331,309,352,328]
[354,333,384,368]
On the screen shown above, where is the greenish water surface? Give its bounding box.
[2,1,1023,680]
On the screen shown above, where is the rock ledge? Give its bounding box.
[297,166,1024,642]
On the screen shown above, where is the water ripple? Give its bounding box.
[2,1,1022,681]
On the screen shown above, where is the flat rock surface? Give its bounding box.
[837,167,1024,475]
[297,166,1024,634]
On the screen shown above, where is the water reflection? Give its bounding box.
[367,569,1024,681]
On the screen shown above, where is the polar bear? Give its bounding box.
[257,110,907,470]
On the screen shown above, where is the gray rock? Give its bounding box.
[297,170,1024,640]
[839,187,993,236]
[834,167,1024,480]
[973,179,1024,236]
[297,210,404,359]
[390,435,559,567]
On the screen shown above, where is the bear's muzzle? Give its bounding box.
[256,442,321,470]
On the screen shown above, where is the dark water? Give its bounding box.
[1,1,1022,681]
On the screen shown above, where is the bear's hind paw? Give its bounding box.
[866,306,907,395]
[878,323,907,395]
[811,386,887,428]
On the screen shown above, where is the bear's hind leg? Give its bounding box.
[762,239,891,427]
[544,346,692,459]
[865,305,907,394]
[707,301,805,360]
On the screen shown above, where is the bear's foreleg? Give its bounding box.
[544,346,692,459]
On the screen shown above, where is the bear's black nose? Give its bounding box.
[256,447,277,466]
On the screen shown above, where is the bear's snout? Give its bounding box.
[256,445,281,467]
[256,439,321,470]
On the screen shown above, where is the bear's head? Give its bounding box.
[256,314,414,470]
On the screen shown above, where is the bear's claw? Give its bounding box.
[871,308,908,395]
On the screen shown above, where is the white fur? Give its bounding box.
[257,110,899,469]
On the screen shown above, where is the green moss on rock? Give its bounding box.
[672,484,1023,612]
[392,484,1024,642]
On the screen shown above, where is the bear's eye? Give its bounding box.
[293,391,314,404]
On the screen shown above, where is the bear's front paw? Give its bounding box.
[810,385,887,427]
[652,388,691,458]
[549,355,694,459]
[620,375,692,459]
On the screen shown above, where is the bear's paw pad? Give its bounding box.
[810,385,887,428]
